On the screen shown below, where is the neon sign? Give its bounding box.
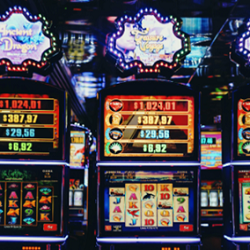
[231,18,250,77]
[0,6,61,75]
[106,8,190,75]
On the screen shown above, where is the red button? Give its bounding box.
[180,224,193,232]
[43,224,57,231]
[105,225,112,231]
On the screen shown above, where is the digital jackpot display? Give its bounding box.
[100,168,197,236]
[104,95,195,158]
[237,98,250,158]
[200,131,222,169]
[0,93,62,159]
[70,131,86,167]
[0,165,63,235]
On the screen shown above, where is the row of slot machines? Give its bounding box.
[0,76,249,250]
[94,79,250,250]
[96,80,201,250]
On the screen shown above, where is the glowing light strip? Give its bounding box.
[97,237,200,243]
[201,223,209,227]
[97,162,200,166]
[223,162,250,167]
[0,235,68,243]
[0,160,69,166]
[224,235,250,243]
[69,166,86,169]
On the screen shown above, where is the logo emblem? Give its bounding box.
[109,100,123,112]
[109,128,123,140]
[109,142,123,154]
[243,100,250,112]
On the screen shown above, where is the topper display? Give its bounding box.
[106,8,191,76]
[230,18,250,77]
[0,6,61,76]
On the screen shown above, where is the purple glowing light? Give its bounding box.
[224,235,250,243]
[97,162,200,166]
[97,237,201,244]
[0,236,68,243]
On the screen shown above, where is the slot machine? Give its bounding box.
[0,79,70,250]
[68,124,90,249]
[200,128,223,231]
[96,80,201,250]
[222,84,250,250]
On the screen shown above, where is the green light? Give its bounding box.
[38,14,42,18]
[45,52,48,56]
[46,30,49,34]
[43,58,46,61]
[49,50,52,53]
[50,33,53,36]
[177,22,180,25]
[181,51,184,54]
[45,21,49,25]
[52,37,56,41]
[170,15,173,19]
[177,54,180,57]
[43,17,46,20]
[185,48,188,52]
[174,18,177,21]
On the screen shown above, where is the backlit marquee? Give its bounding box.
[0,6,60,75]
[106,8,190,74]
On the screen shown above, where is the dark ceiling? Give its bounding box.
[0,0,249,132]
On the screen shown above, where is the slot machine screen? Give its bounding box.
[200,131,222,169]
[200,180,223,218]
[103,95,195,159]
[236,168,250,234]
[69,169,86,220]
[70,130,86,167]
[0,165,63,236]
[0,79,66,160]
[99,167,198,237]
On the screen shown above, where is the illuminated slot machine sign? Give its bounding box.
[70,130,86,167]
[200,131,222,169]
[104,95,195,159]
[99,167,197,236]
[0,165,63,235]
[0,79,66,160]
